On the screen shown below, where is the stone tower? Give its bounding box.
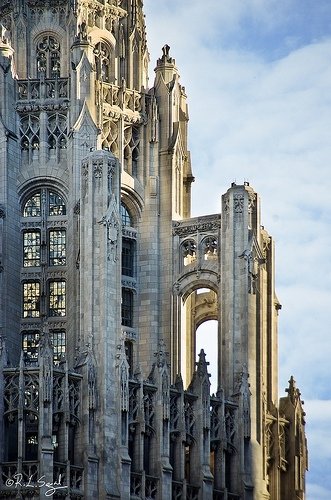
[0,1,307,499]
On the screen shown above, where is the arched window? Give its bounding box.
[36,35,61,78]
[182,239,197,267]
[94,41,112,82]
[202,236,218,261]
[121,202,133,227]
[21,188,67,362]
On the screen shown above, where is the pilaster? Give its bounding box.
[79,149,122,498]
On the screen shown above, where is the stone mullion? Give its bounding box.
[39,109,48,165]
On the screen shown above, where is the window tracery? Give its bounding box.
[23,193,41,217]
[20,114,40,157]
[182,239,197,266]
[102,119,119,154]
[124,126,140,176]
[36,35,61,78]
[47,113,67,153]
[94,41,112,82]
[203,236,218,260]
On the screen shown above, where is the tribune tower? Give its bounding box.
[0,1,307,498]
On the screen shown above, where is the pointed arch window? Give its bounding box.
[182,239,197,267]
[23,193,41,217]
[203,236,218,261]
[94,41,112,82]
[36,35,61,78]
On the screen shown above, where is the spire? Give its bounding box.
[285,375,304,407]
[196,349,210,379]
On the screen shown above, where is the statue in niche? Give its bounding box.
[99,212,119,261]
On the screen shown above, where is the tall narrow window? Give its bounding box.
[94,41,111,82]
[23,231,41,267]
[22,331,40,363]
[52,330,66,363]
[122,238,134,277]
[21,189,67,361]
[23,282,40,318]
[49,229,66,266]
[49,281,66,317]
[122,288,133,327]
[36,35,60,78]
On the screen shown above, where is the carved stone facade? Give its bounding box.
[0,1,307,499]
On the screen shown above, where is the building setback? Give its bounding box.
[0,1,307,499]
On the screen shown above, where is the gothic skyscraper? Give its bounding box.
[0,1,307,498]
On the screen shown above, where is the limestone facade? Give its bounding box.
[0,1,307,499]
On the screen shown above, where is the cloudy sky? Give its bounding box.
[144,1,331,498]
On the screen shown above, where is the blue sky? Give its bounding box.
[144,1,331,498]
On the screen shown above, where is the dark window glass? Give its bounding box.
[122,288,133,327]
[49,281,66,316]
[23,231,41,267]
[52,330,66,363]
[122,238,134,276]
[36,35,60,78]
[49,229,66,265]
[25,433,38,460]
[22,331,40,363]
[49,191,66,215]
[23,282,40,318]
[23,193,41,217]
[121,203,132,227]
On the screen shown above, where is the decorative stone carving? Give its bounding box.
[99,210,120,261]
[234,194,244,213]
[117,341,129,412]
[173,214,221,236]
[39,329,53,404]
[87,350,97,410]
[93,159,103,178]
